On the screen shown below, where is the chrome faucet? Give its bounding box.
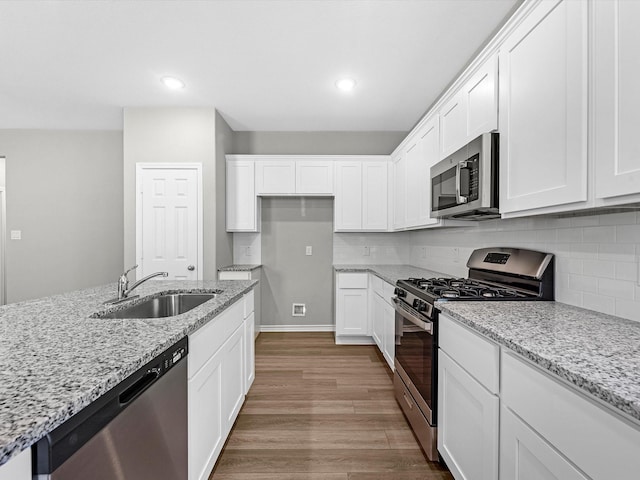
[117,265,168,300]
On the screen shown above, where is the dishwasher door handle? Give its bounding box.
[119,368,159,405]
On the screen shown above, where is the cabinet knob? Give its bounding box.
[187,265,195,271]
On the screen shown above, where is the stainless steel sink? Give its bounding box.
[96,293,217,319]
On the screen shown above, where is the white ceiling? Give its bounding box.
[0,0,520,132]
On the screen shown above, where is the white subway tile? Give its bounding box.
[583,260,615,279]
[570,216,600,227]
[615,299,640,322]
[582,293,615,315]
[616,224,640,243]
[598,243,636,262]
[555,289,582,306]
[598,277,635,299]
[557,228,582,243]
[615,261,638,282]
[569,243,598,260]
[568,274,598,293]
[556,258,583,274]
[599,211,637,225]
[582,226,616,243]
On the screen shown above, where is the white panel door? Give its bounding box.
[222,324,245,430]
[371,292,384,351]
[594,0,640,200]
[334,162,363,231]
[500,406,589,480]
[138,165,201,280]
[255,160,295,194]
[499,0,588,214]
[465,54,498,140]
[404,139,421,228]
[439,90,467,159]
[362,162,388,231]
[335,289,368,336]
[438,350,499,480]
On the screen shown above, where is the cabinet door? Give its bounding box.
[391,154,406,230]
[255,160,295,194]
[189,345,224,480]
[296,161,334,194]
[438,350,499,480]
[404,138,421,228]
[465,54,498,140]
[244,312,255,394]
[499,0,588,214]
[334,162,363,231]
[500,406,589,480]
[362,162,388,231]
[371,293,384,351]
[335,288,368,336]
[226,160,257,232]
[439,90,467,159]
[222,324,245,430]
[382,296,395,370]
[0,449,31,480]
[417,117,440,227]
[594,0,640,201]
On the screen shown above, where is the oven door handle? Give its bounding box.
[392,298,433,335]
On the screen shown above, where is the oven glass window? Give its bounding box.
[395,315,436,413]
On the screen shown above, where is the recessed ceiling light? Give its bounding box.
[161,76,185,90]
[335,78,357,92]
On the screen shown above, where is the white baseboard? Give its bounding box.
[259,324,335,332]
[335,335,376,345]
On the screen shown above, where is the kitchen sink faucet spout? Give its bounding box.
[117,265,168,300]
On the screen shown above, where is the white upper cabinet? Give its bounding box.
[334,162,363,231]
[391,153,406,230]
[439,55,498,159]
[593,0,640,203]
[226,159,259,232]
[334,158,389,232]
[295,161,334,194]
[499,0,588,215]
[255,158,333,195]
[416,117,440,227]
[255,160,295,195]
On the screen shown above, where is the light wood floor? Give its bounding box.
[210,332,453,480]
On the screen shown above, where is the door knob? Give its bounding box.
[187,265,195,271]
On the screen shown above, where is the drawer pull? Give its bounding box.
[403,392,414,410]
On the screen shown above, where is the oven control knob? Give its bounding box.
[417,301,428,312]
[412,299,420,309]
[394,288,406,298]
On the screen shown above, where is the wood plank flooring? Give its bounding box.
[209,332,453,480]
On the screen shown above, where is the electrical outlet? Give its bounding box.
[420,247,427,259]
[452,247,459,263]
[10,230,21,240]
[306,246,313,256]
[245,246,252,257]
[363,246,370,256]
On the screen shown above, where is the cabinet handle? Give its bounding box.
[187,265,195,271]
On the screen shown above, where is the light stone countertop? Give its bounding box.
[437,301,640,423]
[333,264,450,285]
[218,264,262,272]
[0,279,257,467]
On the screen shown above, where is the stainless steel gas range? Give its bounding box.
[392,247,554,462]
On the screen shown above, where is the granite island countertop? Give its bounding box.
[333,264,450,285]
[0,279,257,467]
[437,301,640,423]
[218,264,262,272]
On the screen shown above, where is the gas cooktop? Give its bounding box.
[399,277,536,300]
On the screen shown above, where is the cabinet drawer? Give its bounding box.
[438,313,499,393]
[370,274,383,296]
[218,271,251,281]
[337,273,368,289]
[502,352,640,480]
[189,300,244,378]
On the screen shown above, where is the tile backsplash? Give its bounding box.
[335,212,640,323]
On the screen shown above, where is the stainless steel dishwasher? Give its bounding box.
[33,337,188,480]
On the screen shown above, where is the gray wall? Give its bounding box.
[123,108,219,280]
[261,197,334,327]
[215,111,233,269]
[0,130,123,303]
[232,131,407,155]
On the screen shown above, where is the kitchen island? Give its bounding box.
[0,279,257,471]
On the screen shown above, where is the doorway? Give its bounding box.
[136,163,203,280]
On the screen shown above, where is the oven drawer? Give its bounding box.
[394,371,438,461]
[439,313,499,394]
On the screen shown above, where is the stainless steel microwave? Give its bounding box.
[430,132,499,220]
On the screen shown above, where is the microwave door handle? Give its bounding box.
[456,161,469,204]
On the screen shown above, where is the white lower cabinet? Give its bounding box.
[438,350,499,480]
[0,449,30,480]
[500,405,589,480]
[371,291,384,351]
[244,312,255,393]
[381,295,395,369]
[188,294,253,480]
[335,273,369,340]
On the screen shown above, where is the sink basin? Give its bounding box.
[97,293,217,319]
